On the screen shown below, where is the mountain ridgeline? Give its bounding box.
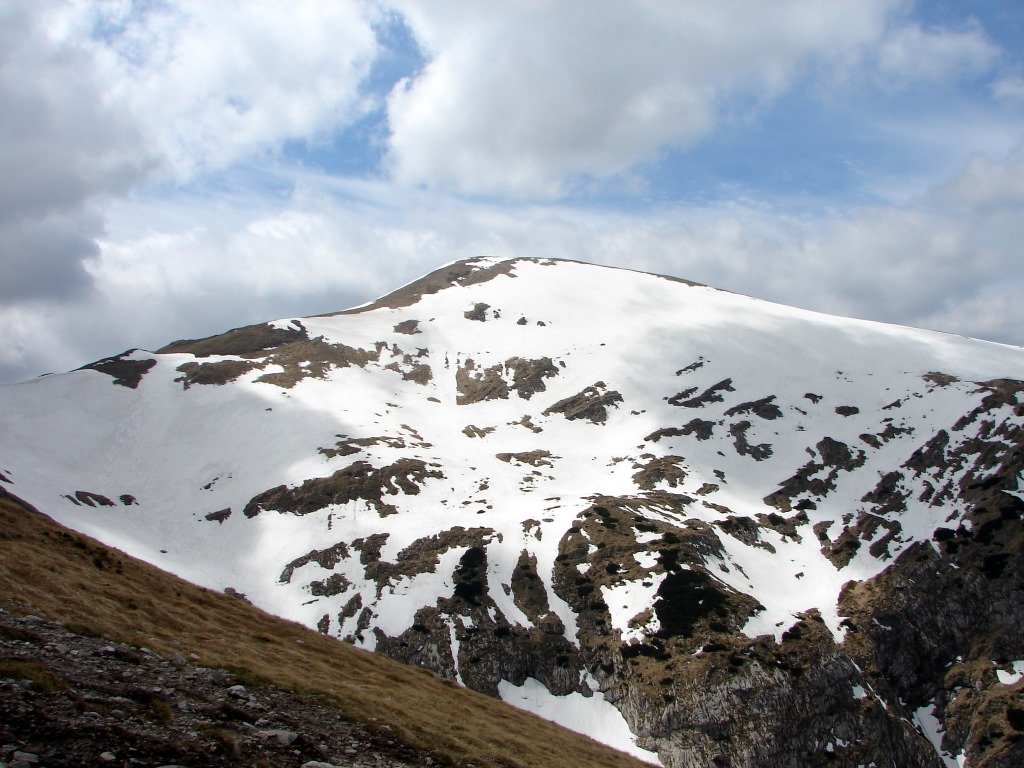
[1,257,1023,767]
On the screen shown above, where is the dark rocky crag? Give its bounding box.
[281,372,1024,767]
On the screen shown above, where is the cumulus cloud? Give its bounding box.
[90,0,382,179]
[873,21,1000,87]
[0,0,382,313]
[648,147,1024,347]
[384,0,903,198]
[0,1,150,303]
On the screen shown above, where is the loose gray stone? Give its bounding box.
[260,728,298,746]
[0,609,437,767]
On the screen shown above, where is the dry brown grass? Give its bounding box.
[0,658,66,692]
[0,491,648,768]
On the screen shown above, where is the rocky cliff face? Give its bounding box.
[1,257,1022,767]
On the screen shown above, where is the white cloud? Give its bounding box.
[873,21,1000,87]
[675,148,1024,346]
[384,0,900,198]
[0,1,151,302]
[932,147,1024,210]
[90,0,382,180]
[0,0,381,308]
[382,2,1012,199]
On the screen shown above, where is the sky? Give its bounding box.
[2,0,1024,383]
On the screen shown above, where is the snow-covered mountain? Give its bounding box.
[2,257,1022,767]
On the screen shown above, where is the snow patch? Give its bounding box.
[601,574,665,643]
[633,550,659,569]
[995,659,1024,685]
[914,701,963,768]
[498,677,661,765]
[633,529,661,545]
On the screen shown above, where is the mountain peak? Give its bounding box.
[341,256,708,317]
[3,255,1023,767]
[340,256,531,314]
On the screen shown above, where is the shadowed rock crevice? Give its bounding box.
[541,500,937,768]
[510,550,556,626]
[372,533,581,700]
[364,527,496,595]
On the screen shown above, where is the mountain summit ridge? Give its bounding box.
[2,256,1023,767]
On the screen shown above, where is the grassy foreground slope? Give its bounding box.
[0,490,649,768]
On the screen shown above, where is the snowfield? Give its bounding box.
[2,256,1023,764]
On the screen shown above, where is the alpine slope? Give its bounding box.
[2,257,1023,768]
